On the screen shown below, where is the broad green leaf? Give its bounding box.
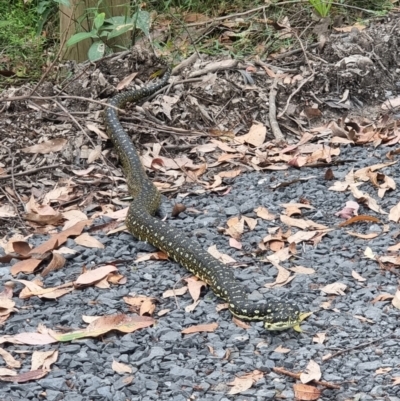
[133,10,151,37]
[107,24,134,40]
[88,41,105,61]
[66,31,97,47]
[94,12,105,30]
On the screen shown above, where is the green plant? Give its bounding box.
[308,0,332,17]
[66,6,151,61]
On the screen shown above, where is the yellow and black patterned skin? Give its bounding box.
[104,58,302,331]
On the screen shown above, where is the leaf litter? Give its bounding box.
[1,19,400,396]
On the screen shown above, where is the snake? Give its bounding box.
[104,56,309,331]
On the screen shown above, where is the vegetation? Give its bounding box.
[0,0,394,81]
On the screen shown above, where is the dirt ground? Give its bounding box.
[0,13,399,243]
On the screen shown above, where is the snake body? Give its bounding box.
[104,57,303,331]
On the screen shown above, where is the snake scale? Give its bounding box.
[104,56,306,331]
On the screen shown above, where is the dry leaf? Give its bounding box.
[312,333,326,344]
[293,383,321,400]
[255,206,276,220]
[375,367,392,375]
[74,233,104,249]
[392,290,400,310]
[364,247,376,260]
[207,245,236,264]
[371,293,393,304]
[300,360,321,384]
[21,138,67,154]
[321,282,347,295]
[228,370,263,395]
[232,317,251,329]
[0,369,48,383]
[185,277,206,302]
[237,123,266,147]
[389,202,400,223]
[289,266,315,275]
[351,270,366,282]
[346,231,379,239]
[0,348,20,369]
[274,345,291,353]
[50,314,155,341]
[31,350,58,371]
[75,265,118,287]
[112,359,133,374]
[181,323,218,334]
[162,286,188,298]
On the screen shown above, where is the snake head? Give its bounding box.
[263,303,312,331]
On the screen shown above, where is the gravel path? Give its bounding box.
[1,143,400,401]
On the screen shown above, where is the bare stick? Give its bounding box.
[272,367,341,390]
[269,77,284,141]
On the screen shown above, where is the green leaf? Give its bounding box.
[105,16,133,25]
[88,41,106,61]
[94,12,105,30]
[107,23,134,40]
[0,21,11,28]
[66,31,98,47]
[132,10,151,37]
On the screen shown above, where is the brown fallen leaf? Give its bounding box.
[13,333,57,345]
[236,123,266,147]
[0,348,20,369]
[135,251,169,263]
[21,138,67,154]
[112,359,133,374]
[255,206,276,221]
[228,370,263,395]
[375,367,392,375]
[0,368,17,377]
[313,332,326,344]
[181,322,218,334]
[371,293,394,304]
[338,215,380,227]
[10,259,43,276]
[274,345,291,353]
[321,282,347,295]
[75,265,118,287]
[392,289,400,310]
[74,233,104,249]
[123,296,156,316]
[50,314,155,341]
[31,350,58,371]
[300,360,321,384]
[0,369,48,383]
[351,270,366,282]
[41,252,66,277]
[162,286,188,298]
[185,277,206,302]
[389,202,400,223]
[232,317,251,329]
[346,231,379,239]
[293,383,321,400]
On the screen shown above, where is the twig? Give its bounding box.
[172,53,199,76]
[272,43,319,60]
[272,367,341,390]
[0,145,24,206]
[269,77,284,141]
[186,1,308,27]
[277,72,315,118]
[0,164,62,181]
[322,333,395,362]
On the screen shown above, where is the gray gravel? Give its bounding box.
[1,144,400,400]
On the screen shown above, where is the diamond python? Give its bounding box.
[104,57,310,331]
